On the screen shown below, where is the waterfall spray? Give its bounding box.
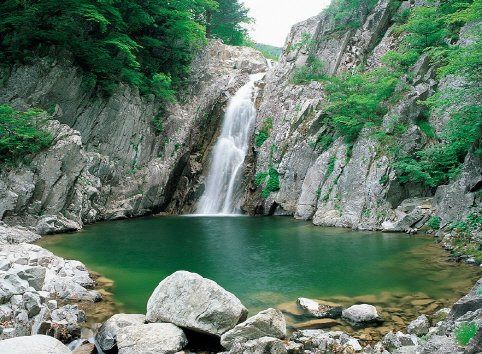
[197,73,264,215]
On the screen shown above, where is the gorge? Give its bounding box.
[0,0,481,353]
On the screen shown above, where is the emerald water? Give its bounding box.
[38,216,480,333]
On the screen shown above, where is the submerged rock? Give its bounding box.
[297,297,342,318]
[0,334,71,354]
[220,308,286,349]
[96,313,146,351]
[146,271,248,336]
[116,323,187,354]
[342,304,381,325]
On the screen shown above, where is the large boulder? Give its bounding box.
[220,308,286,349]
[116,323,187,354]
[96,313,146,351]
[0,334,71,354]
[146,271,248,336]
[341,304,380,325]
[296,298,342,318]
[228,336,288,354]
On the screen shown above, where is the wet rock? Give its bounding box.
[146,271,248,336]
[297,297,342,318]
[382,331,416,351]
[407,315,430,336]
[449,277,482,321]
[220,308,286,349]
[466,326,482,354]
[342,304,381,325]
[432,308,450,324]
[420,335,463,354]
[291,329,362,352]
[96,313,146,351]
[228,336,287,354]
[284,341,304,354]
[73,342,97,354]
[42,304,86,343]
[117,323,187,354]
[0,334,71,354]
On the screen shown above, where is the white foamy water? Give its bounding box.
[196,73,264,215]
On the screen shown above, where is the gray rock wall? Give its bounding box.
[0,41,267,233]
[243,0,481,232]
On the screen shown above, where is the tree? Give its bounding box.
[206,0,251,45]
[0,0,216,97]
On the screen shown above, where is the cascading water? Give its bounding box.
[196,73,264,215]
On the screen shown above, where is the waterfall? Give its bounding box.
[196,73,264,215]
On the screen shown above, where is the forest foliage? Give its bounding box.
[0,105,52,165]
[0,0,251,98]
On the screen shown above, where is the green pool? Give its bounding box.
[38,215,480,333]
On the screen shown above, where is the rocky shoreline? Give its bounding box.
[0,223,480,353]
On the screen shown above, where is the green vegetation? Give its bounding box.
[455,322,479,345]
[426,216,441,230]
[324,156,336,180]
[0,0,250,98]
[314,134,335,152]
[325,0,378,30]
[255,118,273,147]
[379,174,389,186]
[291,0,481,188]
[206,0,251,46]
[252,43,282,61]
[322,66,403,144]
[0,105,53,165]
[255,167,280,198]
[291,56,326,84]
[262,167,281,198]
[446,211,482,262]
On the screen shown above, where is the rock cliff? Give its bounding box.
[243,0,481,233]
[0,41,267,233]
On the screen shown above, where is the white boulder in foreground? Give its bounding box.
[0,334,70,354]
[342,304,380,324]
[116,323,187,354]
[146,271,248,335]
[221,308,286,349]
[95,313,146,351]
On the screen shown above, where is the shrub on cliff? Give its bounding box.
[0,105,53,165]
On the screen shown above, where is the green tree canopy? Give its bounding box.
[0,0,217,97]
[207,0,252,45]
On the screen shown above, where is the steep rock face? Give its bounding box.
[0,41,267,233]
[243,0,480,231]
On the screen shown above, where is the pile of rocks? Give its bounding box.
[1,267,480,353]
[0,243,100,342]
[88,271,365,354]
[373,277,482,354]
